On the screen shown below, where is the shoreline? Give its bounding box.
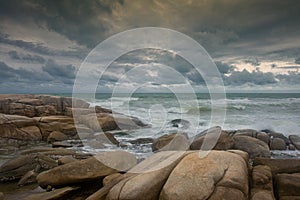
[0,94,300,199]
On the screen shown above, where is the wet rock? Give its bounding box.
[168,119,190,128]
[107,151,188,200]
[270,138,286,150]
[275,173,300,198]
[37,151,137,188]
[52,141,73,148]
[160,151,249,200]
[128,137,154,145]
[289,144,296,150]
[253,158,300,174]
[261,130,289,145]
[289,135,300,150]
[151,134,189,152]
[233,136,270,159]
[95,132,119,146]
[25,186,79,200]
[47,131,68,143]
[190,127,234,150]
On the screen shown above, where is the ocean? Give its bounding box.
[74,92,300,158]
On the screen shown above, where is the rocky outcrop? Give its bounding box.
[37,151,137,188]
[25,186,79,200]
[160,151,249,200]
[151,133,189,152]
[233,129,270,144]
[233,135,270,159]
[0,94,89,117]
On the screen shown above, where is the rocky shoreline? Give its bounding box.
[0,94,300,200]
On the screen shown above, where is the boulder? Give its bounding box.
[233,136,270,159]
[52,141,73,148]
[0,192,4,200]
[253,158,300,174]
[47,131,68,143]
[275,173,300,198]
[251,189,275,200]
[160,151,249,200]
[289,135,300,150]
[107,151,188,200]
[58,156,77,165]
[261,130,289,145]
[234,129,270,144]
[190,129,234,150]
[151,134,189,152]
[95,132,119,146]
[103,173,122,186]
[270,138,286,150]
[289,144,296,150]
[17,170,37,186]
[37,151,137,188]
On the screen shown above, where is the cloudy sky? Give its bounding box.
[0,0,300,93]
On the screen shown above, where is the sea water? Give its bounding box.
[74,93,300,158]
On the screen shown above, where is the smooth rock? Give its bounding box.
[289,144,296,150]
[103,173,122,186]
[37,151,137,188]
[270,138,286,150]
[17,170,37,186]
[253,158,300,174]
[289,135,300,150]
[95,132,119,146]
[262,130,289,145]
[47,131,68,143]
[160,151,249,200]
[275,173,300,197]
[52,141,73,148]
[234,129,270,144]
[107,151,188,200]
[0,192,4,200]
[190,129,234,150]
[58,156,78,165]
[251,189,275,200]
[233,135,270,159]
[151,134,189,152]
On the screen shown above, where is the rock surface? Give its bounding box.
[289,135,300,150]
[37,151,137,188]
[160,151,249,200]
[270,138,286,150]
[275,173,300,199]
[25,186,79,200]
[253,158,300,174]
[151,134,189,152]
[190,128,234,150]
[233,135,270,159]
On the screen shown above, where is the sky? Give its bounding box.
[0,0,300,93]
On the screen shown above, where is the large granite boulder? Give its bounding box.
[37,151,137,188]
[106,151,188,200]
[160,151,249,200]
[233,135,270,159]
[261,129,289,145]
[151,134,189,152]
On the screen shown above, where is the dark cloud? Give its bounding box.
[225,69,277,86]
[215,61,235,74]
[276,72,300,85]
[42,59,76,84]
[8,51,46,64]
[0,34,84,58]
[0,61,51,83]
[295,58,300,64]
